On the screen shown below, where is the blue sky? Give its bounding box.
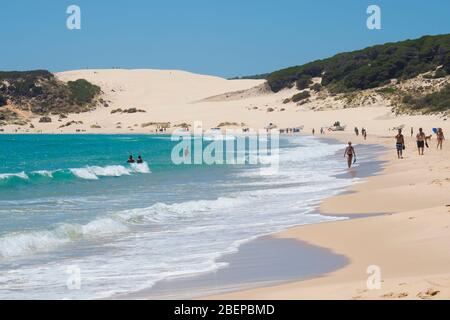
[1,0,449,77]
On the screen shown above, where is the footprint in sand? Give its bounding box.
[356,289,368,294]
[417,288,440,299]
[381,292,408,299]
[381,292,394,298]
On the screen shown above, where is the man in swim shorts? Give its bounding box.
[395,129,405,159]
[416,128,426,155]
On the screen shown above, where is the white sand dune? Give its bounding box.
[50,69,265,132]
[3,69,448,136]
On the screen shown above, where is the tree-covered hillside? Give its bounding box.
[266,34,450,93]
[0,70,101,115]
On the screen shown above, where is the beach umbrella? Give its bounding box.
[432,128,438,134]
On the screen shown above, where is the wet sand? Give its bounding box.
[124,237,348,299]
[126,138,386,300]
[207,132,450,300]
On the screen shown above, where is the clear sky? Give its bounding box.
[1,0,449,78]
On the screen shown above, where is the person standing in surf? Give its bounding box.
[127,155,135,163]
[395,129,405,159]
[344,142,356,168]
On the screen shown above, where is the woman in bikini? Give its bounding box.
[344,142,356,168]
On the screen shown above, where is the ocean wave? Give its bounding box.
[0,163,151,185]
[0,184,347,261]
[0,172,29,180]
[0,218,128,259]
[31,170,54,178]
[0,195,251,259]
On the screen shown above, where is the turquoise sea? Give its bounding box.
[0,134,355,299]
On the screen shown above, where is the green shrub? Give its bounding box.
[402,94,413,104]
[295,75,313,90]
[292,91,311,102]
[311,83,322,92]
[403,85,450,112]
[376,86,397,94]
[0,94,6,106]
[67,79,101,105]
[0,70,53,81]
[433,69,447,78]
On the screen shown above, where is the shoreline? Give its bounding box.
[123,136,386,300]
[205,132,450,300]
[120,236,349,300]
[2,130,449,299]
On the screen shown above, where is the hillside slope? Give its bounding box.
[266,34,449,93]
[0,70,101,125]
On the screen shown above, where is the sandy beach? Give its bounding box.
[2,0,450,305]
[207,131,450,300]
[2,69,449,300]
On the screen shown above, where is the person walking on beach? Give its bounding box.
[354,127,359,136]
[416,128,426,155]
[344,142,356,168]
[312,128,315,135]
[411,127,414,137]
[362,128,367,140]
[436,128,445,150]
[395,129,405,159]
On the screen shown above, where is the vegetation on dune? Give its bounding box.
[228,73,269,80]
[402,84,450,113]
[375,86,397,94]
[295,75,313,90]
[0,70,102,122]
[310,83,322,92]
[0,94,7,107]
[266,34,450,93]
[67,79,101,105]
[291,90,311,102]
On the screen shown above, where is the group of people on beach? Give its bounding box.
[354,127,367,140]
[343,126,445,169]
[396,127,444,159]
[127,155,144,164]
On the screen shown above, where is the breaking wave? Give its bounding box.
[0,163,150,185]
